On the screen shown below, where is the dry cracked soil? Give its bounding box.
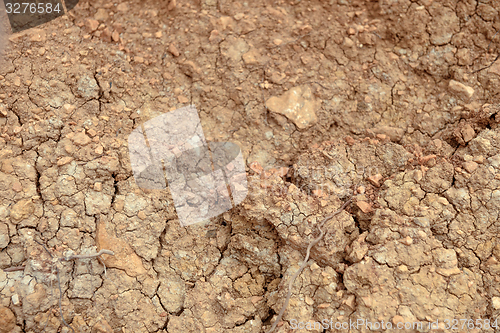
[1,0,500,332]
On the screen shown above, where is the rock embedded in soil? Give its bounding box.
[0,307,15,333]
[265,86,320,129]
[448,80,474,101]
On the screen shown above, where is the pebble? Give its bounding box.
[463,161,478,173]
[0,223,8,249]
[356,200,372,213]
[367,174,383,187]
[85,19,99,32]
[116,3,129,12]
[265,86,320,129]
[168,0,176,11]
[242,48,261,65]
[461,124,475,142]
[57,156,74,166]
[94,8,108,21]
[11,294,19,306]
[448,80,474,100]
[168,43,180,57]
[234,13,245,20]
[112,30,120,42]
[177,95,189,103]
[92,319,114,333]
[0,307,16,333]
[492,297,500,310]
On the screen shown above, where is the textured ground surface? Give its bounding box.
[1,0,500,332]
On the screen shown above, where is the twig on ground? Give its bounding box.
[266,190,355,333]
[29,239,115,333]
[471,53,500,73]
[2,266,25,272]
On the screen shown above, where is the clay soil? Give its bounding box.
[1,0,500,332]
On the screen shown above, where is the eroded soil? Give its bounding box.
[1,0,500,332]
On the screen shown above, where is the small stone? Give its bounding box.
[102,28,112,42]
[265,86,320,129]
[463,161,478,173]
[168,43,180,57]
[10,199,34,222]
[155,31,162,38]
[371,126,405,142]
[344,136,356,145]
[57,156,74,166]
[95,220,147,277]
[92,319,113,333]
[94,182,103,192]
[461,124,475,142]
[356,200,372,213]
[234,13,245,20]
[85,19,99,32]
[177,95,189,103]
[137,211,147,220]
[116,3,129,11]
[134,56,144,63]
[343,295,355,309]
[473,155,484,164]
[343,37,355,47]
[448,80,474,100]
[492,297,500,310]
[392,315,404,325]
[209,30,221,43]
[72,132,91,146]
[242,48,262,65]
[112,30,120,42]
[400,236,413,245]
[367,174,383,187]
[0,223,9,249]
[249,161,263,174]
[94,8,108,21]
[0,307,16,333]
[218,16,234,31]
[167,0,176,11]
[12,181,22,192]
[273,38,283,46]
[11,294,19,306]
[87,129,97,137]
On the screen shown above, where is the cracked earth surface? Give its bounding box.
[1,0,500,332]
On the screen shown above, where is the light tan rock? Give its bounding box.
[0,307,16,333]
[92,319,113,333]
[461,124,475,142]
[10,199,34,222]
[94,8,108,21]
[367,174,383,187]
[96,219,147,277]
[492,297,500,310]
[449,80,474,100]
[85,19,99,32]
[265,86,320,129]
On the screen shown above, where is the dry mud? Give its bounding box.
[1,0,500,332]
